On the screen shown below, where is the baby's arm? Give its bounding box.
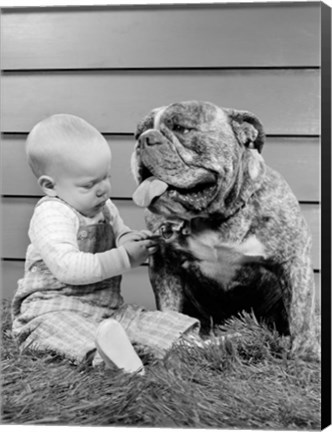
[106,201,152,246]
[105,201,158,266]
[118,230,153,245]
[30,201,132,285]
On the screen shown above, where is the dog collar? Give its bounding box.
[154,201,247,243]
[155,220,191,242]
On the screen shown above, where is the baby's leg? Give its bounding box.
[113,305,241,359]
[16,309,144,373]
[113,305,201,358]
[17,311,99,363]
[16,310,144,373]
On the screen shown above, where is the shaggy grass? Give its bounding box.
[1,299,321,428]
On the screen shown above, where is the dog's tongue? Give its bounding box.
[133,176,168,207]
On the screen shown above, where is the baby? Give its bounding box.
[11,114,212,374]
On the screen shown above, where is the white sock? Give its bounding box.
[95,319,145,375]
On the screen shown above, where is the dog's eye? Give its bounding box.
[173,124,191,135]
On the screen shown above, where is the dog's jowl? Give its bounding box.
[131,100,320,360]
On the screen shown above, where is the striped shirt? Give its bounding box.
[24,197,133,285]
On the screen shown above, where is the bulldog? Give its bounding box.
[131,100,320,359]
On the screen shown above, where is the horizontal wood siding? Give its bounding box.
[1,4,320,70]
[2,70,320,135]
[1,197,321,270]
[1,3,321,305]
[1,260,321,313]
[2,135,320,202]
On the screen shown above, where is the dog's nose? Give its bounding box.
[139,130,162,147]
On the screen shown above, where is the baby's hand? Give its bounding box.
[120,230,154,244]
[123,238,159,268]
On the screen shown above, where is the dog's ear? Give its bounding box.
[226,109,265,153]
[135,107,166,140]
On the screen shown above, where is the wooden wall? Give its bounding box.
[1,3,321,308]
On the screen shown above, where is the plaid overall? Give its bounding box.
[11,198,199,363]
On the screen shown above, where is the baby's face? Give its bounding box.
[52,141,112,218]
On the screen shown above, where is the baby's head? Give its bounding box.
[26,114,112,217]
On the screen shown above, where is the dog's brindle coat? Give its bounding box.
[131,101,320,359]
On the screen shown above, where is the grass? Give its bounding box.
[1,299,321,428]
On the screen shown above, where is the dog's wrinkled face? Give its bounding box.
[132,100,265,218]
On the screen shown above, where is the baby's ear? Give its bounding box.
[38,175,57,197]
